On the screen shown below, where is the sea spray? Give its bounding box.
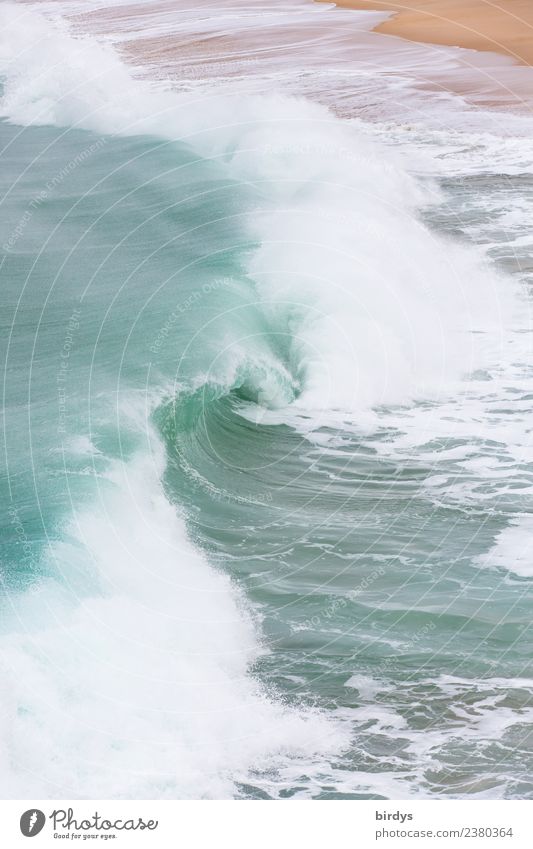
[0,3,519,415]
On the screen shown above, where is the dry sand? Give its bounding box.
[317,0,533,65]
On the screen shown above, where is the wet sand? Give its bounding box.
[318,0,533,64]
[67,0,533,114]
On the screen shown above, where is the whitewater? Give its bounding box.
[1,0,533,799]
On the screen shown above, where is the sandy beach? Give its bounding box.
[318,0,533,64]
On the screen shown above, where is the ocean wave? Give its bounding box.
[0,3,520,417]
[1,0,532,800]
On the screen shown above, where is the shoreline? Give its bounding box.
[317,0,533,65]
[68,0,533,115]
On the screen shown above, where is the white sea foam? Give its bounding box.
[0,434,345,798]
[477,516,533,578]
[1,0,532,799]
[0,3,521,415]
[0,4,354,798]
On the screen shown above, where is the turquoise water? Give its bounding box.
[1,3,533,800]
